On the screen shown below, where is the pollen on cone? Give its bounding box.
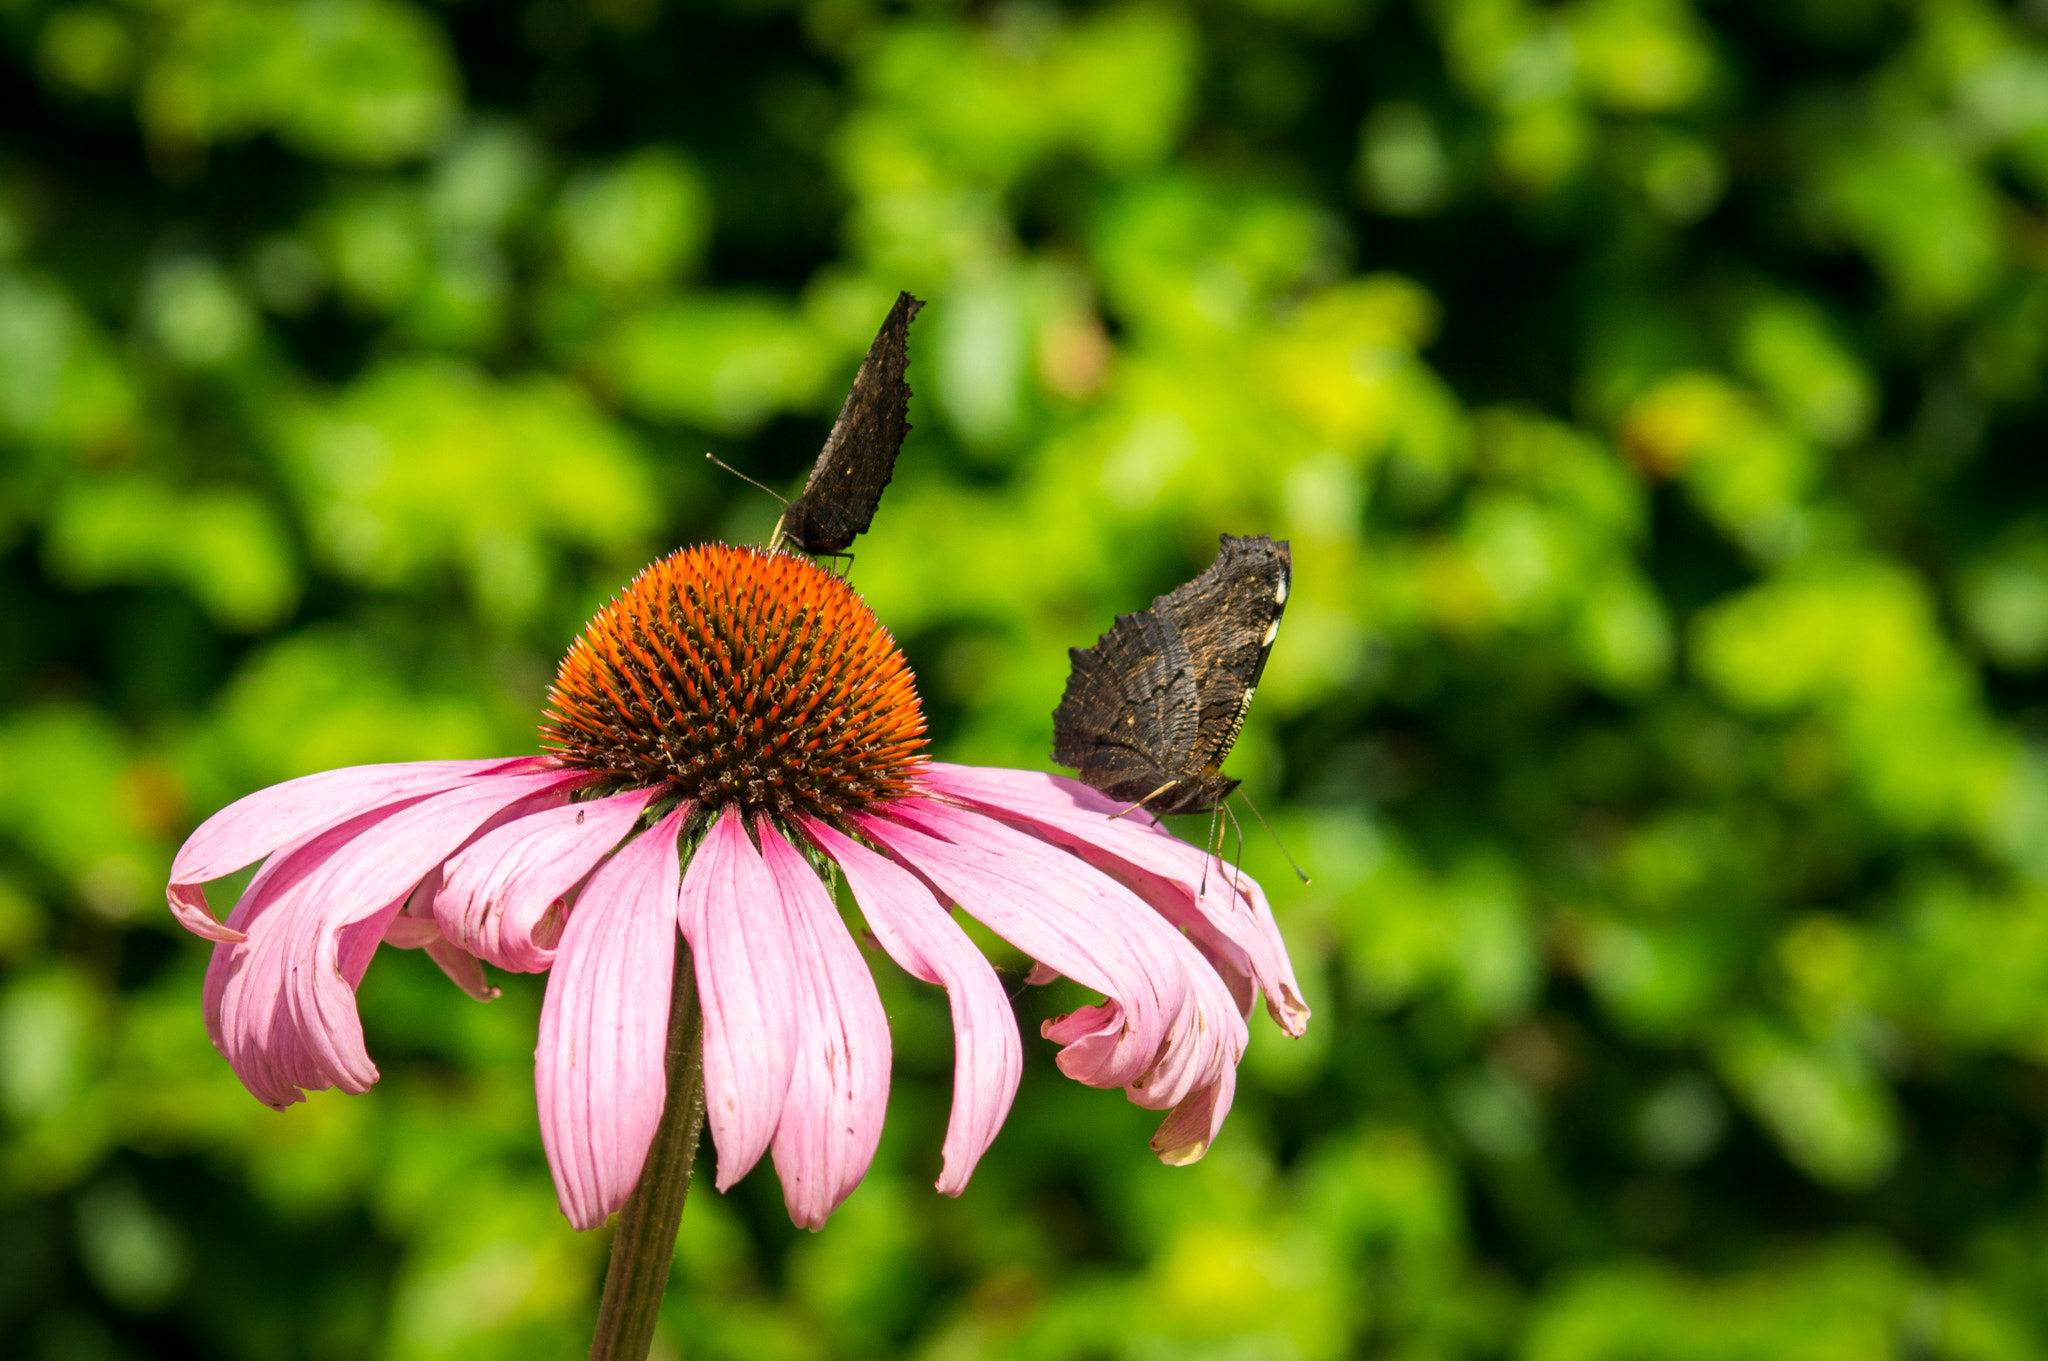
[542,544,927,818]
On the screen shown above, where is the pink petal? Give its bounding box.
[437,786,662,972]
[425,937,500,1001]
[209,768,578,1107]
[1039,1003,1132,1085]
[204,803,421,1105]
[382,868,447,949]
[1225,874,1310,1032]
[679,806,801,1194]
[756,818,891,1230]
[926,765,1265,1006]
[382,917,444,949]
[798,815,1022,1197]
[280,770,578,1092]
[1150,1067,1237,1166]
[1126,979,1221,1112]
[855,799,1190,1091]
[925,764,1311,1036]
[868,798,1246,1123]
[536,806,688,1231]
[378,868,499,999]
[168,757,547,942]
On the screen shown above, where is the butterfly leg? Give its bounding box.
[1110,780,1180,822]
[1223,799,1248,906]
[814,550,856,578]
[1198,805,1224,899]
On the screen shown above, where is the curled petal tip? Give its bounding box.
[1152,1137,1211,1167]
[1270,990,1312,1038]
[427,936,501,1001]
[168,885,246,943]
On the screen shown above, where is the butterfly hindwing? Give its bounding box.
[1051,533,1292,816]
[1152,534,1291,770]
[777,291,924,555]
[1051,607,1202,805]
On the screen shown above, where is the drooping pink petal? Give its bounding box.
[382,916,444,949]
[1224,874,1310,1032]
[678,806,801,1193]
[926,765,1268,1016]
[204,803,423,1105]
[854,799,1190,1091]
[1125,974,1224,1112]
[798,815,1022,1196]
[1039,1003,1132,1086]
[755,818,891,1230]
[1150,1067,1236,1166]
[425,936,499,1001]
[436,786,662,972]
[925,764,1311,1036]
[1034,983,1237,1155]
[536,806,688,1231]
[210,768,579,1107]
[377,868,501,1000]
[383,867,447,949]
[168,757,549,942]
[281,769,579,1092]
[864,797,1247,1154]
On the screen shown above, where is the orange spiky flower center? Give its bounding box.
[541,544,927,818]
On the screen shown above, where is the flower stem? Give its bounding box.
[588,944,706,1361]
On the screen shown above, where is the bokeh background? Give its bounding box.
[6,0,2048,1356]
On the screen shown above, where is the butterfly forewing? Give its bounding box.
[777,291,924,555]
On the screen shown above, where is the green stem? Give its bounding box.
[588,944,707,1361]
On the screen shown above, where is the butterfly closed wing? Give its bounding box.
[1052,534,1291,816]
[774,291,924,557]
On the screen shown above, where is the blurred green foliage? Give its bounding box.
[4,0,2048,1356]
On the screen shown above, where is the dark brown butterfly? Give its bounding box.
[773,291,924,557]
[1053,534,1291,817]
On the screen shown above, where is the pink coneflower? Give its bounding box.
[168,544,1308,1234]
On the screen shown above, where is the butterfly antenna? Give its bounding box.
[1111,781,1178,822]
[1237,790,1311,885]
[704,453,791,508]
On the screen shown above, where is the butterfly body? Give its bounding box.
[774,291,923,556]
[1053,534,1291,816]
